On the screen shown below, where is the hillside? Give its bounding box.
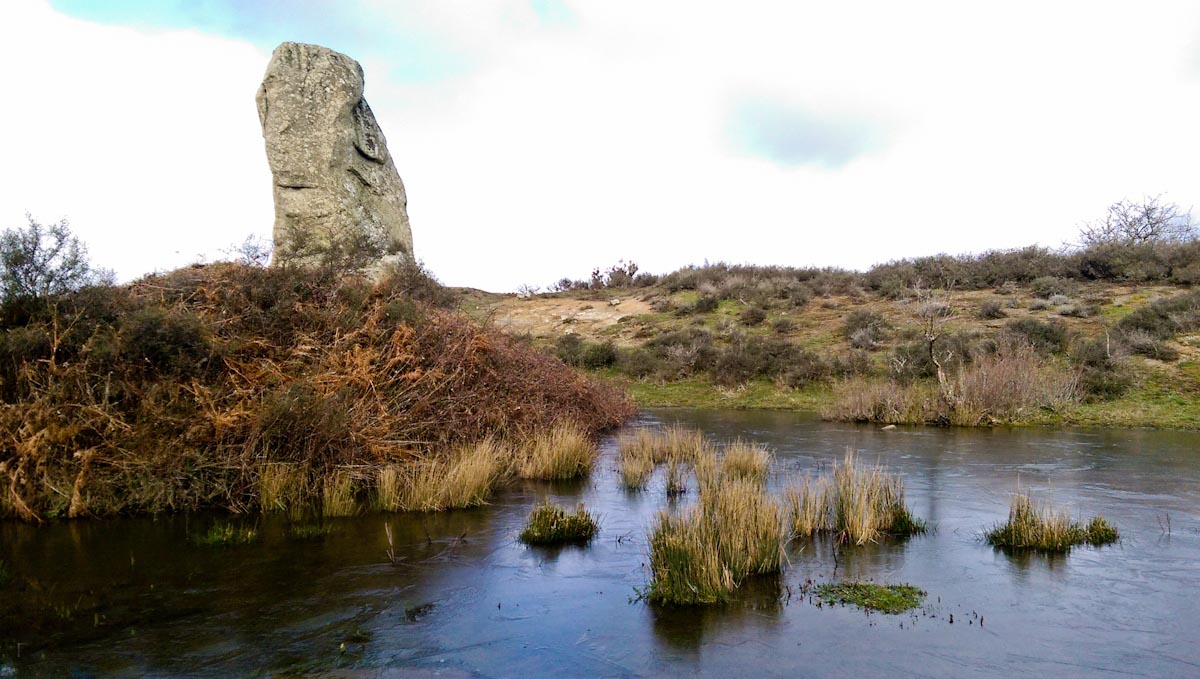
[467,258,1200,430]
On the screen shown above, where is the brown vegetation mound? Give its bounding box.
[0,263,632,521]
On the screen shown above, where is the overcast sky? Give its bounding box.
[2,1,1199,291]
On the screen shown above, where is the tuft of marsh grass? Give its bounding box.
[258,462,309,515]
[1084,516,1119,545]
[700,478,785,576]
[194,522,258,546]
[664,455,688,496]
[786,451,925,545]
[816,582,925,614]
[645,508,736,606]
[644,473,785,606]
[619,449,656,489]
[720,439,771,484]
[619,425,709,465]
[519,500,598,545]
[399,438,506,512]
[784,474,829,537]
[288,523,334,540]
[322,469,358,517]
[374,465,402,511]
[518,422,596,480]
[985,491,1119,552]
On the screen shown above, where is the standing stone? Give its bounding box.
[256,42,413,268]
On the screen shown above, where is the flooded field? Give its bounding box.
[3,409,1199,678]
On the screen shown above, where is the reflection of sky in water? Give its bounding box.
[3,409,1199,677]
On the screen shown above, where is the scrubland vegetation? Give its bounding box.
[507,207,1200,429]
[0,219,632,522]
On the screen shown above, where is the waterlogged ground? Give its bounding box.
[3,409,1200,678]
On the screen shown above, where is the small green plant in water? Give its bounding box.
[519,500,598,545]
[985,492,1119,553]
[816,582,926,614]
[194,523,258,547]
[288,524,334,540]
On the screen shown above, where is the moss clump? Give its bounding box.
[985,492,1118,552]
[194,523,258,547]
[519,501,598,545]
[816,582,925,614]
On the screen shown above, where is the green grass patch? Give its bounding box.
[612,375,830,410]
[193,523,258,547]
[519,500,598,545]
[816,582,925,614]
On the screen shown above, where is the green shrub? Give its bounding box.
[1007,318,1069,353]
[692,295,719,314]
[771,317,795,333]
[119,306,212,377]
[580,341,618,369]
[1030,276,1078,299]
[977,300,1006,319]
[739,306,767,326]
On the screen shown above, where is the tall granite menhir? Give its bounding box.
[256,42,413,266]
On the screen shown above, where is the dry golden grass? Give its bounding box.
[374,465,402,511]
[985,490,1119,552]
[664,455,688,495]
[321,469,358,517]
[257,462,308,514]
[700,477,785,576]
[645,507,736,605]
[399,438,506,512]
[645,455,785,606]
[720,439,772,484]
[518,422,596,480]
[786,451,925,545]
[784,474,829,537]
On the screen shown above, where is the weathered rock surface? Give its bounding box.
[256,42,413,267]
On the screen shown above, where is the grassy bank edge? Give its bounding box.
[605,374,1200,431]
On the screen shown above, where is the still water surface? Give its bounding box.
[3,409,1199,678]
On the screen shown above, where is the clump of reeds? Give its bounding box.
[784,474,829,537]
[258,462,309,514]
[785,451,925,545]
[518,422,596,480]
[645,508,736,605]
[322,468,358,517]
[644,473,785,606]
[518,500,599,545]
[396,438,506,512]
[618,429,658,489]
[720,439,771,484]
[664,455,688,495]
[985,491,1119,552]
[194,523,258,546]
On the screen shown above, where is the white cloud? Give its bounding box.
[0,2,273,280]
[3,1,1200,290]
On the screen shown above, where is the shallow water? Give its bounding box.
[3,409,1200,678]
